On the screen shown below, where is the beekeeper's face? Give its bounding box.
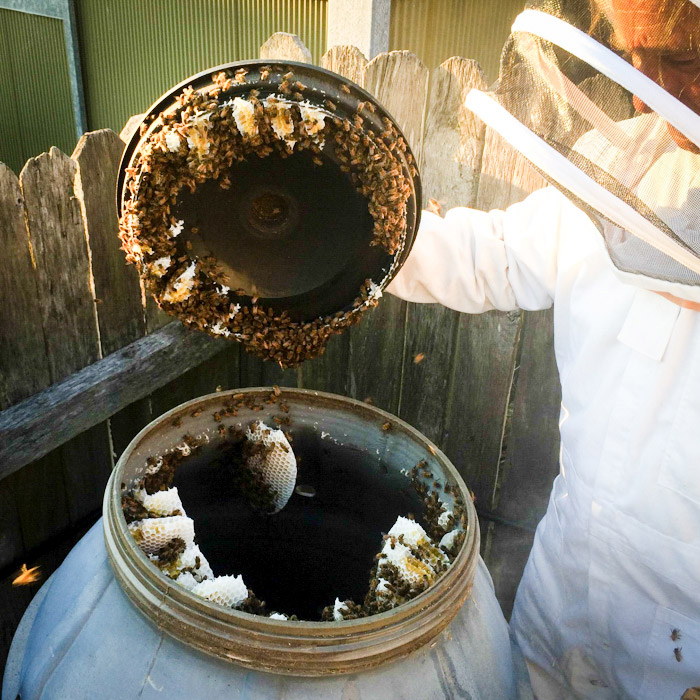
[610,0,700,152]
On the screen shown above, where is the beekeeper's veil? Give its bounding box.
[465,0,700,301]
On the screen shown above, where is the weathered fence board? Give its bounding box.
[398,57,488,445]
[343,51,428,414]
[321,45,368,86]
[0,164,54,566]
[260,32,313,63]
[20,147,113,527]
[73,129,152,458]
[444,310,522,508]
[0,164,51,406]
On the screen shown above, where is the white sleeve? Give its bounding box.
[387,187,580,313]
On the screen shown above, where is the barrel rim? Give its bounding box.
[104,387,479,676]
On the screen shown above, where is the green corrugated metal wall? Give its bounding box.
[75,0,328,135]
[390,0,525,81]
[0,0,523,173]
[0,9,75,174]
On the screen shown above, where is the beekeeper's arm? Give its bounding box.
[387,186,588,313]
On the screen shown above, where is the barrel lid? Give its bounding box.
[116,61,421,332]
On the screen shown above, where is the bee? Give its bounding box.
[428,444,437,456]
[675,647,683,662]
[283,71,294,80]
[413,352,426,364]
[259,65,271,80]
[671,628,682,642]
[324,99,337,111]
[382,422,391,431]
[12,563,42,586]
[312,156,323,166]
[340,83,350,94]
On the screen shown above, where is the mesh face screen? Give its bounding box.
[481,1,700,286]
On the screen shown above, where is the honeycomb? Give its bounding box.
[440,529,460,551]
[380,540,436,586]
[388,516,429,547]
[388,516,448,570]
[135,487,185,517]
[176,571,199,591]
[128,515,195,556]
[192,575,248,608]
[178,542,214,581]
[333,598,349,621]
[437,509,454,530]
[245,421,297,512]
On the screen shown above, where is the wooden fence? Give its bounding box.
[0,32,564,673]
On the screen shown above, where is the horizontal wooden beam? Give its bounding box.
[0,322,230,479]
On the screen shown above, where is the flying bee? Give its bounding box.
[12,563,42,586]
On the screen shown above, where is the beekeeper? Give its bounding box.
[387,0,700,698]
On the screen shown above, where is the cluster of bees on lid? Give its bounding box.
[122,390,467,621]
[119,66,416,368]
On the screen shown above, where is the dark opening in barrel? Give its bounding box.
[172,428,426,620]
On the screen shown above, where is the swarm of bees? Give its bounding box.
[119,67,415,367]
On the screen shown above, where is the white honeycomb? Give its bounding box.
[440,529,460,551]
[388,516,449,570]
[192,575,248,608]
[333,598,349,621]
[438,509,454,530]
[230,97,258,138]
[177,542,214,581]
[388,516,429,546]
[375,577,392,596]
[135,487,186,517]
[380,540,436,586]
[245,421,297,512]
[176,571,199,591]
[128,515,195,556]
[268,612,288,620]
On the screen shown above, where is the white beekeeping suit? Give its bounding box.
[388,2,700,698]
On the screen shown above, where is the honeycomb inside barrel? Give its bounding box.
[172,429,427,621]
